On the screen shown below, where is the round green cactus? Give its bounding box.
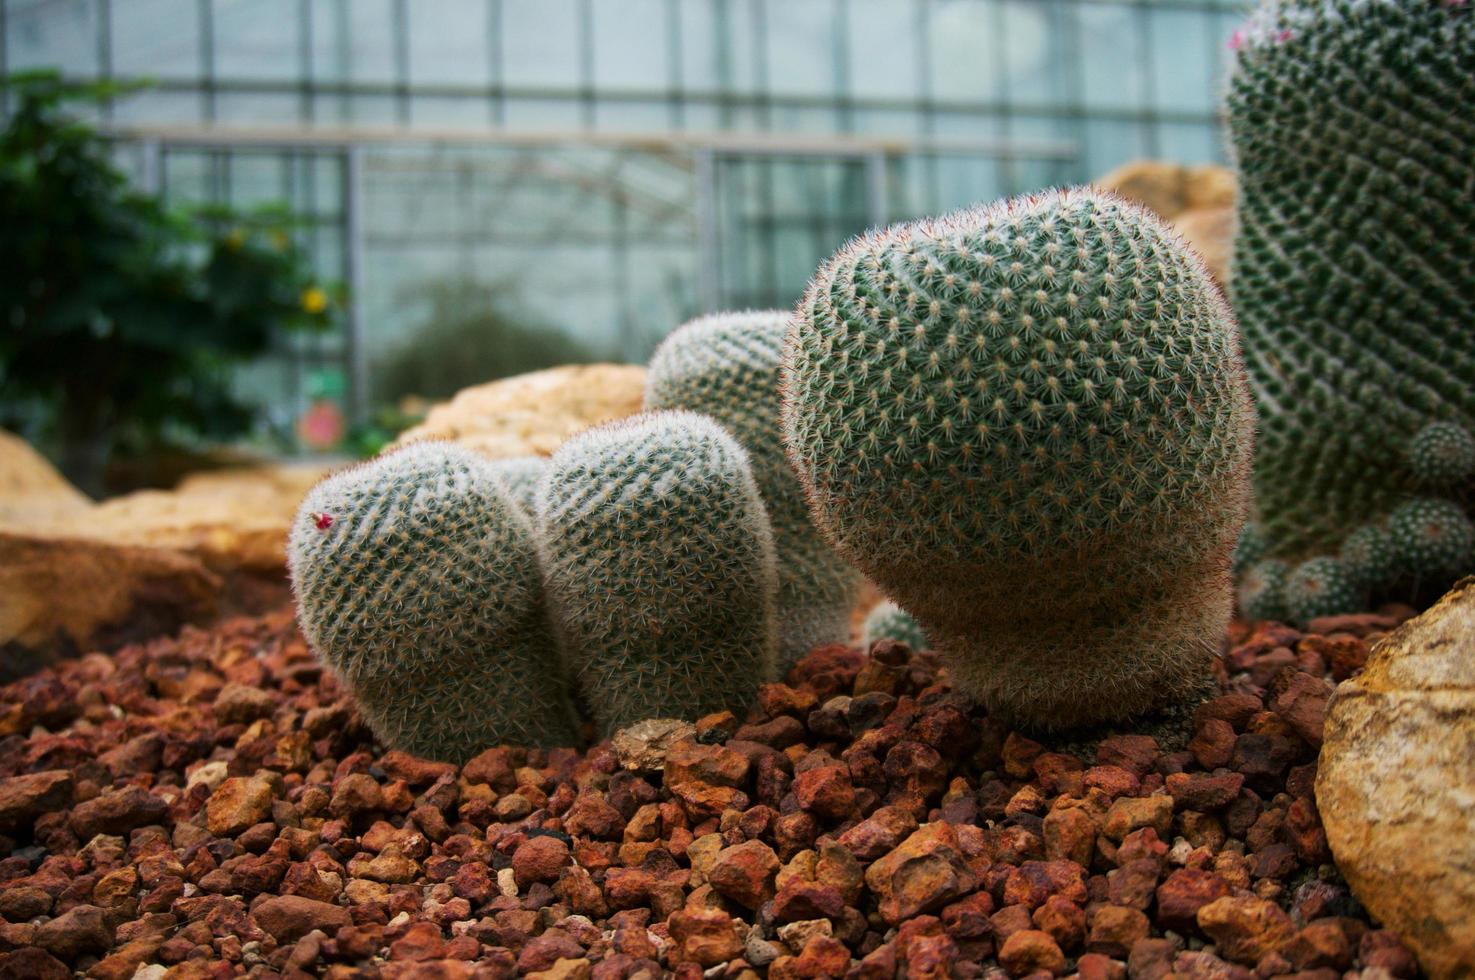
[1227,0,1475,588]
[1389,496,1475,581]
[1284,556,1359,626]
[783,188,1256,730]
[287,442,578,761]
[1239,559,1291,623]
[1233,523,1270,576]
[537,410,779,734]
[488,455,548,515]
[645,311,863,670]
[1339,523,1400,593]
[862,600,928,651]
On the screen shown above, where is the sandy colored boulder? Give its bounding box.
[391,363,646,459]
[1317,577,1475,979]
[1093,160,1236,221]
[0,429,92,524]
[1173,206,1234,288]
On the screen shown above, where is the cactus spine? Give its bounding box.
[488,455,548,516]
[537,411,779,734]
[862,601,928,651]
[645,311,863,670]
[1227,0,1475,606]
[288,442,578,761]
[783,188,1255,730]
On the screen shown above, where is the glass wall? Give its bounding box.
[2,0,1245,430]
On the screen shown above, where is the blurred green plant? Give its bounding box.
[0,72,333,496]
[373,277,597,403]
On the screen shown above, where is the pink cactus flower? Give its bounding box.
[1228,29,1244,49]
[314,512,334,531]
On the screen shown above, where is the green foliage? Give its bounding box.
[783,188,1255,730]
[374,278,598,403]
[1239,559,1291,623]
[862,601,928,651]
[537,411,778,735]
[0,72,331,494]
[645,311,862,670]
[1284,556,1359,625]
[288,442,577,761]
[1227,0,1475,584]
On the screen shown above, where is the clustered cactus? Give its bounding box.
[287,442,578,762]
[861,601,928,651]
[537,411,778,735]
[783,188,1256,730]
[645,311,863,669]
[1228,0,1475,622]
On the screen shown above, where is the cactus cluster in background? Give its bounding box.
[862,600,928,651]
[537,411,779,735]
[1227,0,1475,622]
[783,188,1256,730]
[287,442,578,762]
[645,311,863,670]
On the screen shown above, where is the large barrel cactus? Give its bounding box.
[783,189,1256,730]
[1228,0,1475,616]
[537,411,779,734]
[288,442,578,761]
[645,311,863,670]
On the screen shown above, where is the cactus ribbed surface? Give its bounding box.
[1227,0,1475,585]
[645,311,863,670]
[488,455,548,516]
[538,411,779,734]
[783,188,1255,730]
[287,442,578,761]
[862,601,928,651]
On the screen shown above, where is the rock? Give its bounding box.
[512,836,572,888]
[1101,795,1173,842]
[707,840,780,910]
[1173,206,1234,286]
[0,947,70,979]
[32,904,114,961]
[792,764,855,820]
[206,774,281,837]
[668,908,743,967]
[253,894,352,942]
[391,363,647,459]
[213,683,277,724]
[1317,578,1475,978]
[0,771,73,833]
[1092,161,1235,221]
[611,718,695,773]
[1196,895,1295,965]
[0,429,91,524]
[68,786,167,839]
[997,928,1066,976]
[1155,868,1231,933]
[863,822,977,925]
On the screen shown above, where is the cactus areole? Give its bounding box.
[782,188,1255,730]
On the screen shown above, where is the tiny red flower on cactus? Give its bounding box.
[314,512,334,530]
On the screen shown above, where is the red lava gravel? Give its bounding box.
[0,606,1425,979]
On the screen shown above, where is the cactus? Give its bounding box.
[1227,0,1475,593]
[287,442,578,762]
[1233,523,1270,576]
[1339,523,1400,594]
[862,601,928,651]
[1389,496,1475,581]
[488,455,548,515]
[537,410,779,734]
[645,311,864,670]
[1239,559,1292,623]
[783,188,1256,730]
[1284,556,1359,625]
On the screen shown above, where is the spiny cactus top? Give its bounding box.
[1227,0,1475,565]
[288,442,577,760]
[488,455,548,516]
[783,188,1255,729]
[537,410,779,734]
[645,311,862,669]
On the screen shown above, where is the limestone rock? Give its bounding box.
[0,429,92,524]
[1093,160,1236,221]
[391,363,646,460]
[1317,577,1475,979]
[1173,206,1234,288]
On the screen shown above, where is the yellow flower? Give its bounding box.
[301,286,329,315]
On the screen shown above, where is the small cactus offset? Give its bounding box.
[537,410,779,734]
[645,311,863,669]
[1227,0,1475,601]
[488,455,548,516]
[783,188,1256,730]
[287,442,578,762]
[862,601,928,651]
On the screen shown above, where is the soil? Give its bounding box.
[0,605,1423,979]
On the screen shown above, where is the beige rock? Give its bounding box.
[1173,206,1235,288]
[391,363,646,460]
[0,429,92,524]
[1093,160,1236,221]
[1317,577,1475,979]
